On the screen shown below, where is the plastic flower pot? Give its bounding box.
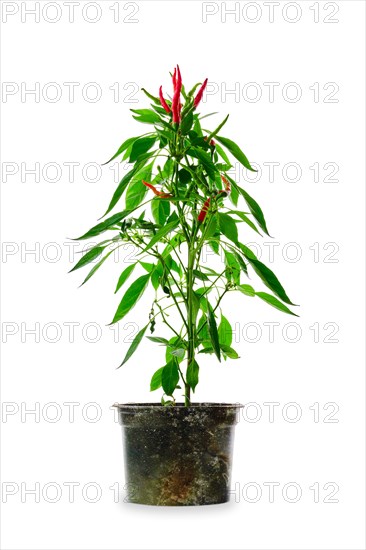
[115,402,242,506]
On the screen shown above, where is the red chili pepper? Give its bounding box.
[172,67,177,91]
[220,174,231,195]
[198,198,211,223]
[159,86,171,113]
[142,180,172,198]
[194,78,208,108]
[172,65,182,124]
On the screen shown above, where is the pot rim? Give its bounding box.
[113,402,243,409]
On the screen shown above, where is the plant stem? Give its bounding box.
[154,251,188,330]
[199,269,227,297]
[185,246,195,406]
[177,363,187,387]
[155,301,182,340]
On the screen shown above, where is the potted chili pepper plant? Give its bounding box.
[71,65,298,506]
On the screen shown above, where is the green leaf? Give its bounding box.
[162,157,174,178]
[161,397,175,406]
[152,104,170,117]
[122,143,134,161]
[125,163,153,210]
[192,117,203,137]
[165,336,185,363]
[129,136,156,163]
[243,255,296,305]
[111,274,150,324]
[228,209,261,235]
[218,212,238,244]
[161,229,184,260]
[180,109,194,135]
[155,128,172,144]
[215,143,231,166]
[199,343,239,360]
[197,292,209,314]
[141,218,179,253]
[238,284,255,297]
[140,261,155,273]
[206,114,229,142]
[171,348,185,359]
[187,82,201,97]
[191,290,201,326]
[193,269,209,281]
[208,237,220,255]
[186,360,199,392]
[233,250,248,275]
[220,344,239,359]
[146,336,169,345]
[238,186,270,236]
[256,292,298,316]
[178,168,191,185]
[155,120,173,134]
[218,315,232,346]
[197,314,210,343]
[150,366,164,391]
[224,250,240,285]
[115,263,136,293]
[118,324,148,367]
[237,242,257,260]
[141,88,160,104]
[207,302,221,362]
[151,197,170,226]
[69,246,104,272]
[80,248,115,286]
[216,135,256,172]
[104,162,149,216]
[131,109,161,125]
[161,359,179,396]
[151,269,160,290]
[229,182,239,207]
[74,210,131,240]
[200,266,220,277]
[204,212,218,240]
[187,148,217,180]
[102,136,138,165]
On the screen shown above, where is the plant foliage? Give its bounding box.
[71,66,298,405]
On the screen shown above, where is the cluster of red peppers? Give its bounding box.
[159,65,208,124]
[142,67,229,225]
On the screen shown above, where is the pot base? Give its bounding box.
[116,403,242,506]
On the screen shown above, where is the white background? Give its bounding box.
[1,1,365,549]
